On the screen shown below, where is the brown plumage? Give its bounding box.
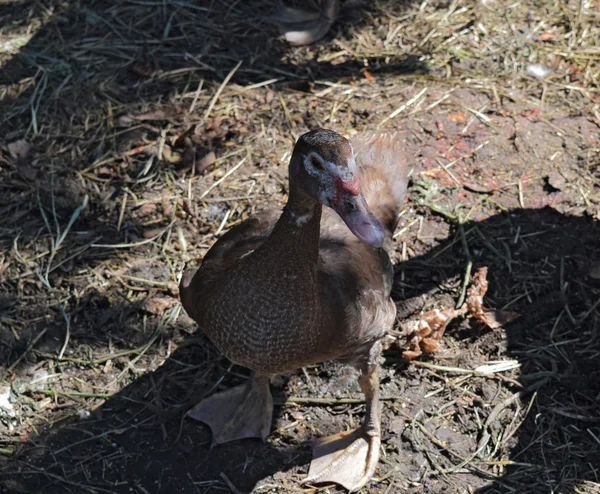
[180,128,409,492]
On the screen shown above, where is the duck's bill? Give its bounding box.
[332,192,386,248]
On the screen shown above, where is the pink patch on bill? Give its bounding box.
[335,176,361,197]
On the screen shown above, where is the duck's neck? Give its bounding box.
[260,181,322,263]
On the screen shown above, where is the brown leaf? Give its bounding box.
[547,171,567,191]
[143,228,164,239]
[163,145,183,164]
[476,309,519,329]
[97,166,114,178]
[537,31,555,42]
[448,111,467,124]
[467,267,518,328]
[174,127,195,148]
[7,139,31,159]
[420,337,440,354]
[400,307,464,360]
[118,110,167,126]
[173,137,198,176]
[144,296,175,315]
[18,165,38,181]
[402,348,422,360]
[363,69,375,82]
[137,202,157,217]
[130,61,154,78]
[466,267,489,319]
[196,151,216,175]
[463,182,497,194]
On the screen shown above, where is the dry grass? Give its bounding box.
[0,0,599,493]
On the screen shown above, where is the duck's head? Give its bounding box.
[289,129,386,248]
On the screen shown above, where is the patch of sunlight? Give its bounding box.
[0,14,48,70]
[0,32,33,54]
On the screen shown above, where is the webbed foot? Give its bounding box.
[187,374,273,446]
[303,427,380,492]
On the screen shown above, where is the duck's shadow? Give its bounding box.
[3,207,599,493]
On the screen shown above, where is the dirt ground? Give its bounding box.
[1,0,599,493]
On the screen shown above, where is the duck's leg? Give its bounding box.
[303,357,381,492]
[271,0,339,46]
[187,373,273,447]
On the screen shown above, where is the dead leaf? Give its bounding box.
[163,145,183,164]
[537,31,555,42]
[547,171,567,191]
[463,182,497,194]
[401,307,464,360]
[130,61,154,78]
[173,137,198,176]
[144,296,175,315]
[448,111,467,125]
[476,309,519,329]
[174,127,195,148]
[18,164,38,181]
[137,202,157,217]
[143,228,164,239]
[466,267,518,329]
[363,69,375,82]
[196,150,216,175]
[97,166,114,178]
[7,139,31,159]
[118,110,167,126]
[401,266,518,360]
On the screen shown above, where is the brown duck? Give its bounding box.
[180,128,408,492]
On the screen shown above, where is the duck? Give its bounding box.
[272,0,339,45]
[179,128,409,492]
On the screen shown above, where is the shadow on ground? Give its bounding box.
[0,207,598,493]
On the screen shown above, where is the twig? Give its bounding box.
[377,87,428,128]
[198,156,247,200]
[189,78,204,113]
[220,473,244,494]
[107,272,175,289]
[57,305,71,360]
[203,60,242,120]
[92,219,175,248]
[3,327,48,379]
[274,395,404,406]
[37,190,89,287]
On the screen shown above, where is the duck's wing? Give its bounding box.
[317,232,395,358]
[180,210,279,320]
[200,210,280,270]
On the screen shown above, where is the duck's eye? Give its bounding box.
[309,155,323,171]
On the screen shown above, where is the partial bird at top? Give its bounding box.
[272,0,340,45]
[180,128,409,492]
